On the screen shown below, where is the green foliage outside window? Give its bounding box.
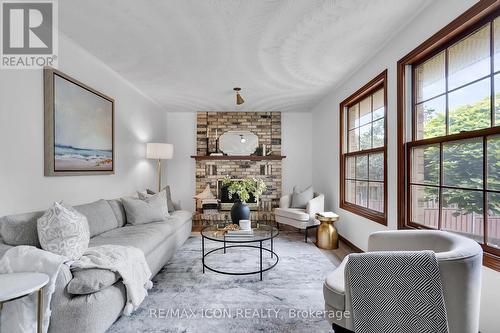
[421,95,500,216]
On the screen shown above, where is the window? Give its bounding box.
[398,1,500,270]
[340,70,387,225]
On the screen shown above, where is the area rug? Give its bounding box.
[107,232,336,333]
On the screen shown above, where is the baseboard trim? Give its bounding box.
[338,235,363,253]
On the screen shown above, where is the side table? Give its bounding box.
[0,272,50,333]
[315,212,340,250]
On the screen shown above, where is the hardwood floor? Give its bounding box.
[301,227,353,266]
[317,238,354,266]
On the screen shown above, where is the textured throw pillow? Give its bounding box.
[291,186,314,209]
[74,199,119,237]
[123,190,169,225]
[67,268,120,295]
[37,202,90,260]
[144,185,175,212]
[141,190,170,218]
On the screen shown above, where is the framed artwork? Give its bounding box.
[44,67,114,176]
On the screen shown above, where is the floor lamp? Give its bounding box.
[146,143,174,192]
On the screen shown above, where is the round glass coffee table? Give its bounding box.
[201,224,279,280]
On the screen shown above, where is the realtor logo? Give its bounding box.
[1,0,58,69]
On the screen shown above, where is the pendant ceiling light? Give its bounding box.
[233,87,245,105]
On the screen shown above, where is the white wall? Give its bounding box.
[165,112,197,211]
[282,112,313,194]
[0,34,167,215]
[310,1,499,331]
[165,111,313,211]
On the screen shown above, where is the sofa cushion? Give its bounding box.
[167,210,192,225]
[89,210,191,256]
[89,223,169,256]
[146,185,175,212]
[37,202,90,260]
[122,191,169,225]
[323,257,348,311]
[0,211,44,247]
[138,190,171,216]
[74,199,119,238]
[107,199,127,227]
[0,243,13,258]
[274,208,310,221]
[67,268,120,295]
[291,186,314,209]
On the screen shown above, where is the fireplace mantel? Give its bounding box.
[191,155,286,161]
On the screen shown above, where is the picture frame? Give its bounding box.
[44,67,115,176]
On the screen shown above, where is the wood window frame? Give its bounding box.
[397,0,500,271]
[340,70,388,225]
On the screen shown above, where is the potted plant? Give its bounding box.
[221,176,267,225]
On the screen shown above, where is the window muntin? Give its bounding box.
[410,185,439,228]
[447,24,490,90]
[408,18,500,254]
[488,192,500,248]
[448,78,491,134]
[414,22,498,141]
[341,72,387,224]
[409,135,498,245]
[415,51,446,103]
[495,17,500,72]
[347,88,385,152]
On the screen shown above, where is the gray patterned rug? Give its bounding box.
[107,232,335,333]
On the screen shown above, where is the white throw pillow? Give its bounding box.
[291,186,314,209]
[123,190,169,225]
[137,189,170,219]
[37,202,90,260]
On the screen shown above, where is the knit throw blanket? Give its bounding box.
[0,244,152,333]
[345,251,449,333]
[71,245,153,315]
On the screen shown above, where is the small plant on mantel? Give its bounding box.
[222,176,267,203]
[222,176,267,225]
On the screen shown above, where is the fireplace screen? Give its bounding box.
[217,179,259,210]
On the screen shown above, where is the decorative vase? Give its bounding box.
[231,200,250,225]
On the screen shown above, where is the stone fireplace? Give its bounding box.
[192,112,284,228]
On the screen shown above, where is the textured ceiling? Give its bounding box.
[59,0,432,112]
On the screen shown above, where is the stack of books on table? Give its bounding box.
[225,229,254,239]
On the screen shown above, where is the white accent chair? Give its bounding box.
[274,192,324,242]
[323,230,483,333]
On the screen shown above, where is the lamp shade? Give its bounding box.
[146,143,174,160]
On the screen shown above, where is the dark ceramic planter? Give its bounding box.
[231,200,250,225]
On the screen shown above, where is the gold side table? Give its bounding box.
[315,212,340,250]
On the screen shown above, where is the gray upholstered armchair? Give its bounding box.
[323,230,483,333]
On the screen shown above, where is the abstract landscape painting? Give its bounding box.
[44,68,114,175]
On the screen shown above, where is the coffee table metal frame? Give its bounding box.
[201,226,279,281]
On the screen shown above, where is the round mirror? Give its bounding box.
[219,131,259,156]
